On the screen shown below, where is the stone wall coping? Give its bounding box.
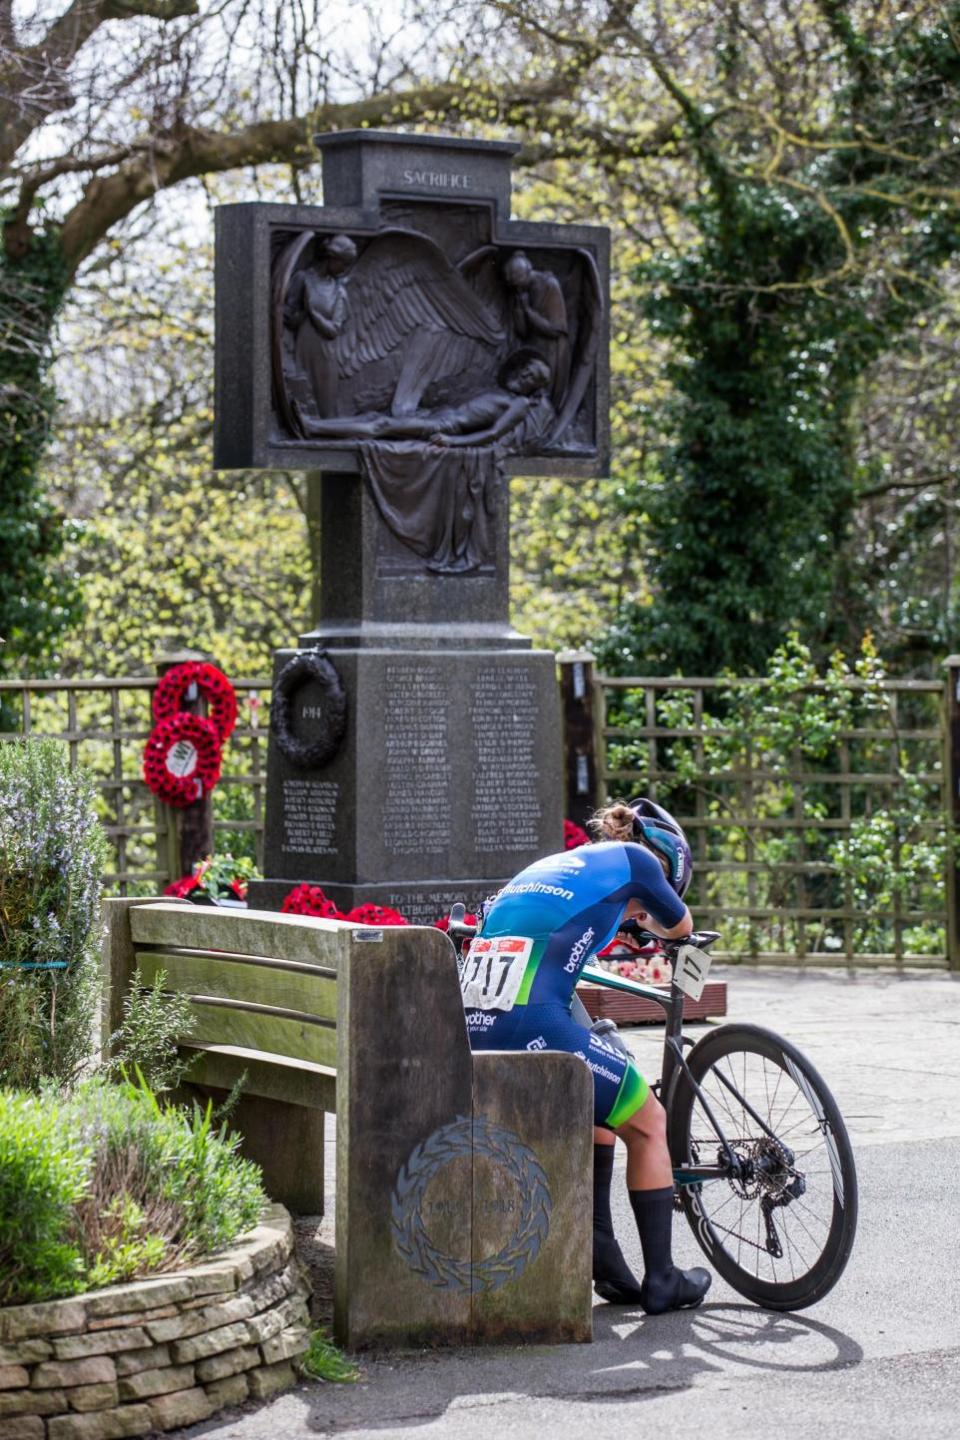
[0,1205,291,1342]
[0,1204,311,1438]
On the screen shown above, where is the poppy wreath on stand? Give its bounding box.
[152,661,238,742]
[143,712,223,809]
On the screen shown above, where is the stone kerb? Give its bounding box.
[0,1204,311,1440]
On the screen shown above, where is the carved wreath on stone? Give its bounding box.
[270,649,348,770]
[390,1116,552,1294]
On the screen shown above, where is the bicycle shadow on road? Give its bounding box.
[592,1300,864,1379]
[271,1303,864,1436]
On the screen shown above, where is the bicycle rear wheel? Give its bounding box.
[668,1023,857,1311]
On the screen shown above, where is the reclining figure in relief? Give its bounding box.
[292,349,553,454]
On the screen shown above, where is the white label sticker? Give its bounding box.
[673,943,712,1001]
[459,935,533,1012]
[166,740,198,778]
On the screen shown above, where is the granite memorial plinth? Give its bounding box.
[253,642,562,922]
[214,130,609,915]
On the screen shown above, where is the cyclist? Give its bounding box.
[461,798,711,1314]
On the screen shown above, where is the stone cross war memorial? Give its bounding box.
[215,130,610,919]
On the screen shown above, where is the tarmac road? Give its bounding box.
[176,968,960,1440]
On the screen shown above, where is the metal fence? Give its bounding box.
[0,674,271,895]
[559,658,955,969]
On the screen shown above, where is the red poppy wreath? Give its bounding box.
[152,661,238,742]
[143,712,223,808]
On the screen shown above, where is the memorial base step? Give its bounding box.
[247,877,503,928]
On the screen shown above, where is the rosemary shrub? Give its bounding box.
[0,738,107,1088]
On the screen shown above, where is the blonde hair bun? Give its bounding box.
[588,803,636,844]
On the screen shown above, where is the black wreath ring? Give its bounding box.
[270,648,348,770]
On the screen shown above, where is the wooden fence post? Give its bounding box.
[943,656,960,971]
[153,649,215,882]
[557,650,603,829]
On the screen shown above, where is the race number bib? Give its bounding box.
[459,935,533,1012]
[673,943,712,1001]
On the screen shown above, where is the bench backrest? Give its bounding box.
[104,898,461,1110]
[128,900,345,1097]
[101,897,593,1350]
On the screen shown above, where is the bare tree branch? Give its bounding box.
[55,69,584,274]
[0,0,197,169]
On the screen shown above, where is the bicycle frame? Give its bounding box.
[452,914,788,1188]
[581,959,781,1186]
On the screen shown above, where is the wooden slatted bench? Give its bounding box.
[102,898,593,1349]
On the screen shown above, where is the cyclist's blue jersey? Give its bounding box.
[471,841,686,1010]
[462,841,688,1129]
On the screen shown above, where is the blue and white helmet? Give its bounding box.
[628,797,692,899]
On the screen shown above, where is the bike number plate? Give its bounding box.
[459,935,532,1012]
[673,943,712,1001]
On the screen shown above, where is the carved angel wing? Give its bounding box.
[546,247,603,448]
[338,229,505,416]
[272,230,314,436]
[458,246,509,326]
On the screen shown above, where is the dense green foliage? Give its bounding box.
[605,635,945,957]
[46,220,310,677]
[104,968,197,1095]
[5,2,960,678]
[0,740,107,1089]
[0,1088,90,1305]
[603,5,960,674]
[0,1076,265,1306]
[0,229,81,681]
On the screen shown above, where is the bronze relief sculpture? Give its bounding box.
[270,224,604,573]
[283,233,357,420]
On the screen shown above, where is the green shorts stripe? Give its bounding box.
[605,1060,650,1130]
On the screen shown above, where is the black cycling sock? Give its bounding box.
[629,1186,711,1314]
[592,1143,644,1302]
[628,1185,675,1277]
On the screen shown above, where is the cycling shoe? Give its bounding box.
[593,1233,644,1305]
[639,1265,712,1315]
[594,1277,645,1305]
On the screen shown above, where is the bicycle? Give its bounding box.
[448,908,858,1313]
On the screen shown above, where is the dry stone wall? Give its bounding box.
[0,1204,311,1440]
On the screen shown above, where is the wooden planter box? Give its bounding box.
[577,980,727,1026]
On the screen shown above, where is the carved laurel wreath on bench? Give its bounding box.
[390,1116,552,1294]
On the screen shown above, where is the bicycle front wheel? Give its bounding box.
[668,1023,858,1311]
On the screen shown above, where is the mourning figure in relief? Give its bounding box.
[283,234,357,419]
[502,250,570,410]
[458,241,603,451]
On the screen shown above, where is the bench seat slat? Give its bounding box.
[180,1042,336,1112]
[137,950,337,1021]
[130,903,350,967]
[184,999,337,1067]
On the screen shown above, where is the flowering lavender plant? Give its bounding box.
[0,739,107,1089]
